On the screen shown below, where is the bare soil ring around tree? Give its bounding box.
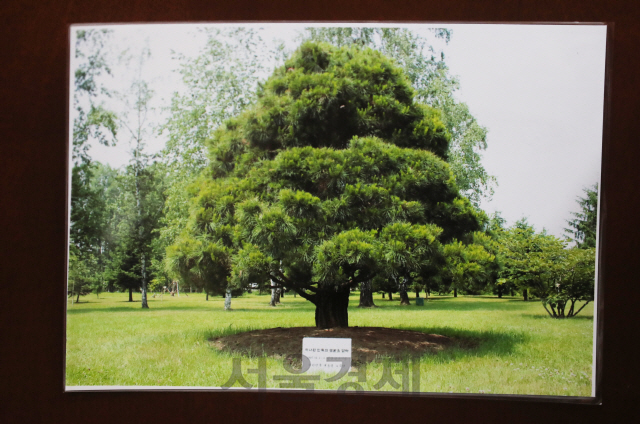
[210,327,477,365]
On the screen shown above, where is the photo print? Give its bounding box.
[66,23,607,399]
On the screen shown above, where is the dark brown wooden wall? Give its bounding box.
[1,1,639,422]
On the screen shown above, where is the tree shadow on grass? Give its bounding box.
[401,325,528,356]
[210,324,528,365]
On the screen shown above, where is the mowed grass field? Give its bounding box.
[66,291,594,396]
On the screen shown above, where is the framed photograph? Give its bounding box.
[64,22,607,402]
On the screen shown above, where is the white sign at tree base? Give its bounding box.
[302,337,352,372]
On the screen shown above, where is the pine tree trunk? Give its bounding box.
[523,289,528,301]
[224,288,232,311]
[129,287,133,302]
[273,261,283,304]
[454,288,458,298]
[382,292,385,299]
[358,281,375,307]
[315,289,350,329]
[388,292,393,300]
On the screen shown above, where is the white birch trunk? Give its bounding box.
[224,288,232,310]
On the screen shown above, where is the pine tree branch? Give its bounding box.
[291,287,317,304]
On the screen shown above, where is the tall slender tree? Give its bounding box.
[116,47,162,308]
[110,162,166,303]
[69,29,118,302]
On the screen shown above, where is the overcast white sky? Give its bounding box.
[71,23,607,239]
[444,24,606,238]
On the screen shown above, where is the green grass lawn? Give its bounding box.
[65,291,594,396]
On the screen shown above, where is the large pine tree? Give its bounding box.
[170,42,484,328]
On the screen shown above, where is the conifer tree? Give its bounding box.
[565,184,598,249]
[172,42,485,327]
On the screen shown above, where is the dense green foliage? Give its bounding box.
[207,41,451,172]
[541,247,595,318]
[497,219,595,318]
[109,163,167,301]
[303,27,496,207]
[170,42,487,328]
[443,235,496,296]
